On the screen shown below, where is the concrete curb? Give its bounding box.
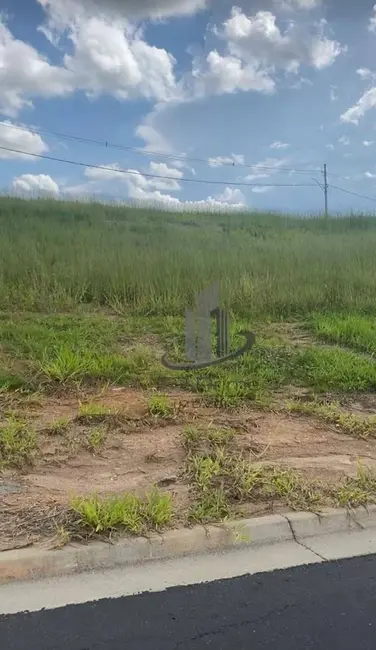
[1,505,376,585]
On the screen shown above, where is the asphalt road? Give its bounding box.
[1,554,376,649]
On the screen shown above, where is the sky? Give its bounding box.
[2,0,376,213]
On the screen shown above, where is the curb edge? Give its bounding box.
[1,506,375,585]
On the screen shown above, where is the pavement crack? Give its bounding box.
[172,602,294,648]
[282,514,327,562]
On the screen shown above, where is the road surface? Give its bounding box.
[1,553,376,649]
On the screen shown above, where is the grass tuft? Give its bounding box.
[86,426,107,452]
[147,393,174,418]
[71,487,173,534]
[0,418,37,468]
[288,399,376,439]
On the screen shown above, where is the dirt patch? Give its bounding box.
[2,387,376,550]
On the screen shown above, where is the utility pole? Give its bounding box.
[323,163,328,218]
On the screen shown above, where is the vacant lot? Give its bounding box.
[2,197,376,550]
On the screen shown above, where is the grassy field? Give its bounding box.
[2,196,376,316]
[2,196,376,546]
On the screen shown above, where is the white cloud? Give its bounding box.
[193,8,343,99]
[220,9,343,72]
[326,143,334,150]
[0,121,48,159]
[124,182,246,211]
[0,18,73,117]
[270,141,290,150]
[84,163,125,181]
[365,171,376,178]
[340,87,376,125]
[84,160,183,192]
[251,186,274,193]
[11,174,60,196]
[64,18,179,103]
[356,68,375,81]
[245,157,288,181]
[214,187,245,204]
[193,50,276,97]
[37,0,208,31]
[274,0,321,10]
[364,140,374,147]
[134,106,176,157]
[338,135,350,146]
[369,5,376,33]
[208,153,245,167]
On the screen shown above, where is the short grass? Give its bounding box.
[147,393,175,418]
[71,487,173,534]
[2,313,376,403]
[47,416,71,436]
[77,402,116,422]
[308,314,376,355]
[0,418,37,468]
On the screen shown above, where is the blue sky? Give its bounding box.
[2,0,376,213]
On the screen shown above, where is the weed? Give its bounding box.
[182,426,202,451]
[0,418,36,467]
[189,488,230,524]
[77,403,116,424]
[334,462,376,508]
[185,426,325,523]
[288,399,376,439]
[147,393,174,418]
[71,487,173,534]
[144,487,173,530]
[48,417,70,435]
[86,426,107,452]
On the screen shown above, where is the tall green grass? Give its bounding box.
[2,196,376,317]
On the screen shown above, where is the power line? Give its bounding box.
[328,183,376,204]
[0,145,317,189]
[0,122,320,175]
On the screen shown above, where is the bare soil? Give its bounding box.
[2,386,376,551]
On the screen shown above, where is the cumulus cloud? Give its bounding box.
[193,8,343,98]
[64,18,179,103]
[193,50,276,97]
[365,171,376,178]
[84,163,125,181]
[338,135,350,146]
[84,160,183,192]
[37,0,208,31]
[0,121,48,159]
[11,174,60,196]
[219,9,343,71]
[0,18,73,116]
[363,140,374,147]
[208,153,245,167]
[0,9,180,117]
[124,182,246,211]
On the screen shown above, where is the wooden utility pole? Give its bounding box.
[323,163,328,218]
